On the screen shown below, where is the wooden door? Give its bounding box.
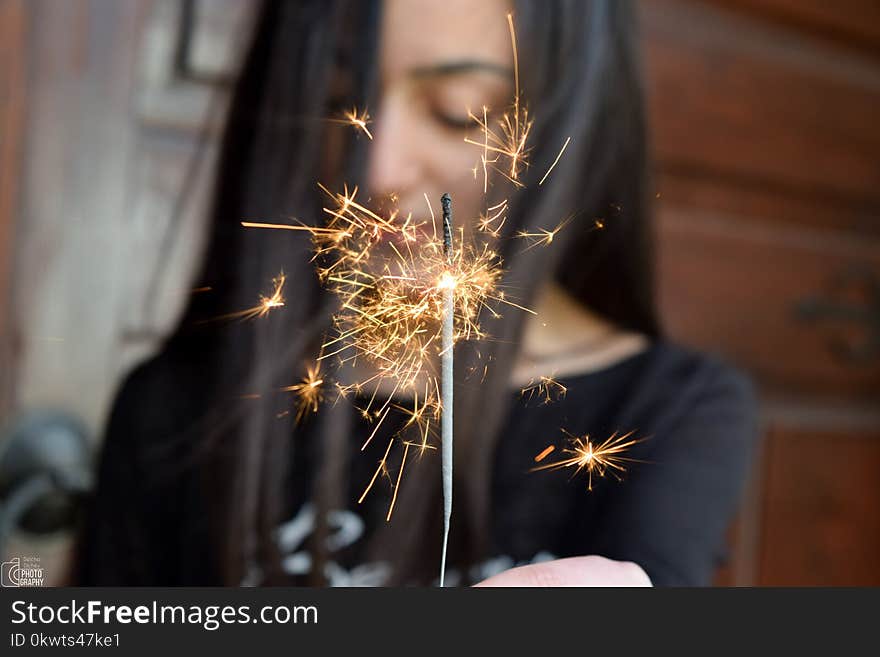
[642,0,880,585]
[0,0,249,584]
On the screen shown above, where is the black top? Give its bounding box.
[76,339,758,587]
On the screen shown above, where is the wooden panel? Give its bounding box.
[0,0,26,414]
[654,171,880,237]
[657,207,880,400]
[12,0,148,433]
[644,0,880,587]
[180,0,251,82]
[704,0,880,52]
[3,0,246,584]
[758,426,880,585]
[11,0,244,434]
[119,131,216,346]
[643,0,880,209]
[130,0,249,337]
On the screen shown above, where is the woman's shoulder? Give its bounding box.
[561,337,750,387]
[636,339,754,398]
[103,343,209,450]
[648,340,755,408]
[558,338,757,434]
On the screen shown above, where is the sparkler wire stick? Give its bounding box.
[439,192,454,587]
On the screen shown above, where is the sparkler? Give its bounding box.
[531,430,644,491]
[439,193,454,588]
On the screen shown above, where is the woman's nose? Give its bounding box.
[366,93,422,198]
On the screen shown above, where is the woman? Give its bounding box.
[74,0,757,586]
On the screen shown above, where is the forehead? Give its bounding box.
[380,0,513,75]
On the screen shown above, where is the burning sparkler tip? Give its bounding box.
[440,193,453,256]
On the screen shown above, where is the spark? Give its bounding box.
[534,445,555,463]
[256,272,286,316]
[477,105,489,193]
[538,137,571,185]
[387,441,411,522]
[477,200,508,237]
[531,430,644,491]
[516,215,574,251]
[345,107,374,139]
[520,375,568,405]
[281,360,325,423]
[327,106,374,139]
[463,15,532,188]
[464,107,532,188]
[242,220,343,235]
[201,272,286,322]
[359,438,396,505]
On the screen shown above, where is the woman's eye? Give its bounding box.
[430,109,473,131]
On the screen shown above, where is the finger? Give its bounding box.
[473,555,652,587]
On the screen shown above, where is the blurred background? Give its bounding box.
[0,0,878,586]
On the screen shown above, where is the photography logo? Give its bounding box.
[1,556,44,587]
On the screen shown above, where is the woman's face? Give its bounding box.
[366,0,514,228]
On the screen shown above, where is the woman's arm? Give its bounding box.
[72,359,175,585]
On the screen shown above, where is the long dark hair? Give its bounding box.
[85,0,657,586]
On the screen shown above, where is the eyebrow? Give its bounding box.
[408,60,513,80]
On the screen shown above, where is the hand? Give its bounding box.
[473,555,652,587]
